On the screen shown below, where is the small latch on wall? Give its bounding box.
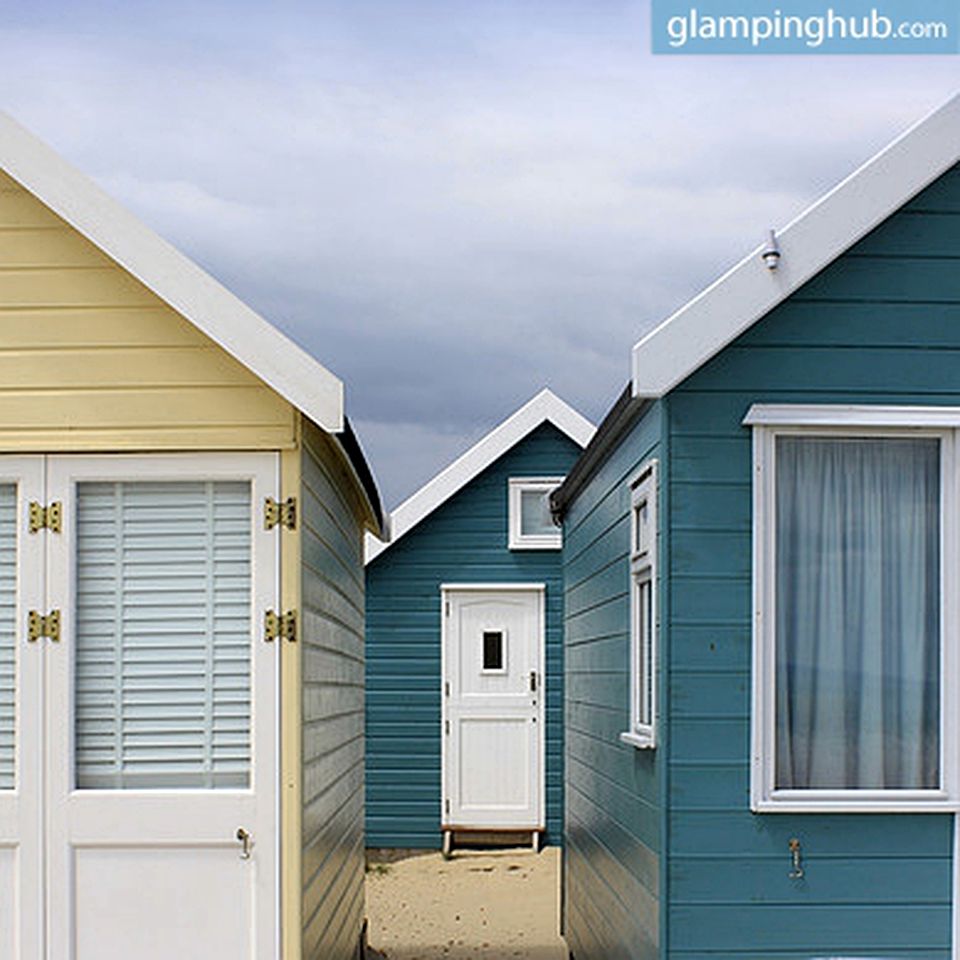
[264,610,298,642]
[264,497,297,531]
[29,501,62,534]
[788,837,804,880]
[28,610,61,642]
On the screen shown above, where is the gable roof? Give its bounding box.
[632,93,960,399]
[365,388,595,563]
[0,111,343,431]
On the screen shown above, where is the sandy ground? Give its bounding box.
[365,846,569,960]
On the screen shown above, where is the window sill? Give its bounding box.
[619,730,655,750]
[508,539,562,551]
[752,794,957,813]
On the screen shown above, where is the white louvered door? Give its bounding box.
[45,454,279,960]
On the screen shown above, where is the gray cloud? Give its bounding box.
[1,3,957,503]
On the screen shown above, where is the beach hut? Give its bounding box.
[365,389,593,852]
[552,93,960,959]
[0,113,383,960]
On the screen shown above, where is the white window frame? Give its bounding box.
[480,628,509,676]
[508,477,563,550]
[746,404,960,812]
[621,459,658,750]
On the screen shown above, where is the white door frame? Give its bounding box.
[44,452,280,960]
[0,457,45,960]
[440,583,546,833]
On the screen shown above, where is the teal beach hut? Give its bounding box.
[552,94,960,959]
[365,389,594,851]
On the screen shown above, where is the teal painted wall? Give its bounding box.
[365,422,583,848]
[663,163,960,960]
[563,162,960,960]
[300,432,367,960]
[562,402,664,960]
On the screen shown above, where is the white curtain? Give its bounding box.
[775,437,940,790]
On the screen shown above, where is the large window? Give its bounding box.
[622,460,657,750]
[748,405,957,811]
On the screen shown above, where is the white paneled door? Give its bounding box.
[442,586,544,831]
[0,454,279,960]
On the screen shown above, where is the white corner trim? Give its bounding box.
[632,93,960,399]
[0,111,343,432]
[744,404,960,428]
[365,390,594,563]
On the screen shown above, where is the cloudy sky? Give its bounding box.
[2,1,957,506]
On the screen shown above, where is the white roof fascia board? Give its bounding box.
[0,111,343,431]
[744,404,960,428]
[632,93,960,399]
[364,389,594,564]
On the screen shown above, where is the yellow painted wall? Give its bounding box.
[0,170,296,450]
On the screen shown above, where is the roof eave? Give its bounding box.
[364,388,595,564]
[632,93,960,400]
[0,111,344,431]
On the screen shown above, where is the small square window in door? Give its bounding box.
[482,631,505,672]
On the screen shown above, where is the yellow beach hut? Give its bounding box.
[0,113,382,960]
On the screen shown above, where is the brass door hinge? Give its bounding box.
[264,609,297,643]
[29,501,62,534]
[28,610,61,643]
[445,799,450,815]
[444,719,450,735]
[264,497,297,531]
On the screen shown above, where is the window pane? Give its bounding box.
[636,576,653,727]
[0,485,14,790]
[775,437,940,790]
[520,488,555,537]
[75,481,252,790]
[482,631,504,671]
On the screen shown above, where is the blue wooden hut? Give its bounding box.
[552,94,960,959]
[365,389,594,851]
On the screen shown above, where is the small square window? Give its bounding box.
[508,478,564,550]
[482,631,505,671]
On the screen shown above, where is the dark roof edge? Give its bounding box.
[336,416,386,537]
[551,384,653,519]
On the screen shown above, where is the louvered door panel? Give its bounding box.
[74,480,252,790]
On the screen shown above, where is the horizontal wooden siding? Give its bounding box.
[664,163,960,959]
[366,423,581,848]
[300,428,367,960]
[0,170,295,450]
[562,403,663,960]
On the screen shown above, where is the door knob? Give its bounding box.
[236,827,252,860]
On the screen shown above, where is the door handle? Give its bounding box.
[530,671,537,693]
[236,827,252,860]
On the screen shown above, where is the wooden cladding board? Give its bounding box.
[0,170,295,450]
[561,405,663,960]
[300,425,367,960]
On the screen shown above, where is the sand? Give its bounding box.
[365,846,569,960]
